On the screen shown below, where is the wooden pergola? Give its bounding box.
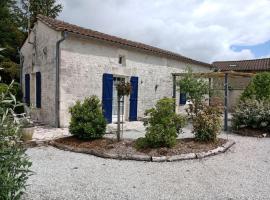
[172,71,255,131]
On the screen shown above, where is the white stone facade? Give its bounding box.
[21,20,210,127]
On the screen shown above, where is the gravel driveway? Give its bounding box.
[22,133,270,200]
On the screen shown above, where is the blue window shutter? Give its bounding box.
[179,93,186,105]
[36,72,41,108]
[25,74,30,106]
[102,73,113,123]
[129,76,138,121]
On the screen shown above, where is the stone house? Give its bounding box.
[212,58,270,110]
[20,15,211,127]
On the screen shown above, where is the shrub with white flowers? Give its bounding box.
[232,99,270,132]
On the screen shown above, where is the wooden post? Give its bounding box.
[224,73,228,131]
[117,95,121,141]
[208,78,212,105]
[172,75,176,112]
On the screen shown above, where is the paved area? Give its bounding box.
[23,132,270,200]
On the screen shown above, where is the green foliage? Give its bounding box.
[0,81,32,200]
[134,137,148,149]
[193,105,222,142]
[21,0,63,29]
[177,67,209,104]
[0,0,25,63]
[69,96,107,140]
[232,99,270,132]
[240,72,270,101]
[0,82,24,114]
[0,61,20,83]
[137,98,186,148]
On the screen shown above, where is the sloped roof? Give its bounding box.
[213,58,270,71]
[37,15,211,68]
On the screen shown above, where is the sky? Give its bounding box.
[58,0,270,63]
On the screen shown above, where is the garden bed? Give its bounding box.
[50,136,235,162]
[233,128,270,138]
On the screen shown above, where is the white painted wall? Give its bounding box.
[21,21,61,126]
[59,36,210,127]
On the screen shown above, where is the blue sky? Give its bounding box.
[231,40,270,58]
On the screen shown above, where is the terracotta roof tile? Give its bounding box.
[213,58,270,71]
[37,15,211,68]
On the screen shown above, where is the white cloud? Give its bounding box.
[58,0,270,63]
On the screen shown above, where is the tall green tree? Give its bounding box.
[0,0,25,63]
[0,0,25,83]
[21,0,63,30]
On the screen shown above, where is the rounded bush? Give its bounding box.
[69,96,107,140]
[139,97,186,148]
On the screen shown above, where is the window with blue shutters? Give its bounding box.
[129,76,138,121]
[25,74,30,106]
[102,73,113,123]
[179,93,187,105]
[36,72,41,108]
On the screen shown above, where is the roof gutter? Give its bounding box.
[55,31,68,128]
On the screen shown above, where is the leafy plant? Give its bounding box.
[116,81,131,96]
[136,98,186,148]
[193,105,222,142]
[177,67,209,117]
[69,96,107,140]
[240,72,270,101]
[0,81,32,200]
[232,99,270,132]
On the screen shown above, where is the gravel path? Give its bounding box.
[23,134,270,200]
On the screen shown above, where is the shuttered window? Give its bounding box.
[25,74,30,106]
[36,72,41,108]
[129,76,138,121]
[102,73,113,123]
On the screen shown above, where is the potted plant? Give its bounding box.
[20,117,35,141]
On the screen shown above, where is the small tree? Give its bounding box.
[241,72,270,101]
[177,67,223,142]
[116,81,131,141]
[177,67,209,117]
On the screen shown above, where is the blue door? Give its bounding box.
[36,72,41,108]
[25,74,30,106]
[129,76,138,121]
[102,73,113,123]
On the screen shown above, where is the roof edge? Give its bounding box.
[36,14,212,68]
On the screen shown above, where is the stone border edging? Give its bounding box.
[49,139,235,162]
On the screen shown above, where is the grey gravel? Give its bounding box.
[22,133,270,200]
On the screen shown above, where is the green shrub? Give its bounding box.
[0,81,32,200]
[241,72,270,101]
[69,96,107,140]
[232,99,270,132]
[137,98,186,148]
[193,105,222,142]
[0,82,24,114]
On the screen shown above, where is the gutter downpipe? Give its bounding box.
[55,31,68,128]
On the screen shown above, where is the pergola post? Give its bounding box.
[224,73,228,131]
[208,78,212,105]
[172,75,176,112]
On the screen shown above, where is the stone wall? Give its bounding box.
[59,36,210,127]
[21,21,61,126]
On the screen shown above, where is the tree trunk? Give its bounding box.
[117,94,121,142]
